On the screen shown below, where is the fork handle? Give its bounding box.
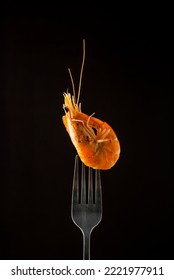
[83,233,90,260]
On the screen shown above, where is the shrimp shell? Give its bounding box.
[62,40,120,170]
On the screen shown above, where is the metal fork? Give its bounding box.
[71,155,102,260]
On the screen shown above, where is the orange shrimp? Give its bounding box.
[62,40,120,169]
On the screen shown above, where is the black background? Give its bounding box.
[1,4,173,260]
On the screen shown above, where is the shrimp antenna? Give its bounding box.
[68,68,76,103]
[77,39,85,105]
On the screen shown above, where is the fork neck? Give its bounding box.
[83,233,90,260]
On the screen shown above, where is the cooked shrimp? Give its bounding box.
[62,40,120,169]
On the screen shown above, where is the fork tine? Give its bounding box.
[88,167,93,204]
[81,162,86,204]
[72,155,79,204]
[95,169,102,204]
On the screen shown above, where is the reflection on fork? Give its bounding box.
[71,155,102,260]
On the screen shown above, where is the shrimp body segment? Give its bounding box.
[62,93,120,169]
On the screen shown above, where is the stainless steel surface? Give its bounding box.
[71,155,102,260]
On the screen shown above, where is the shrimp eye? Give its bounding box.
[64,106,69,113]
